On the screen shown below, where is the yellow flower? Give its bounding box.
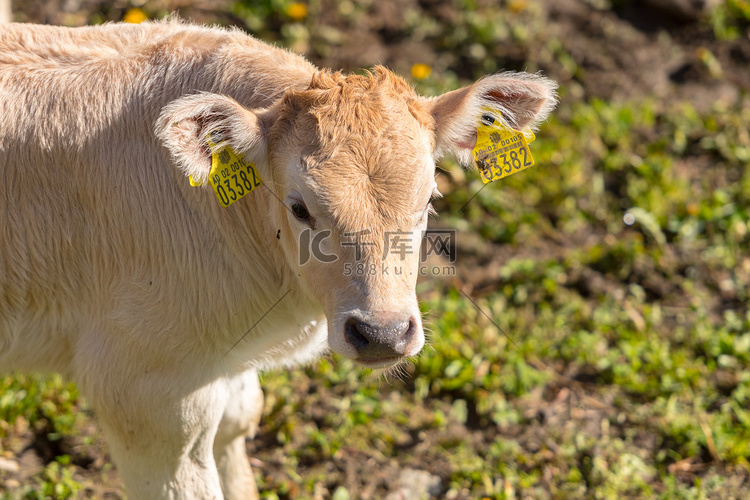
[123,8,148,24]
[508,0,528,13]
[411,63,432,80]
[286,3,308,21]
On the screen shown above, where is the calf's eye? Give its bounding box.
[291,202,310,222]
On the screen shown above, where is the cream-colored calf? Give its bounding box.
[0,21,556,499]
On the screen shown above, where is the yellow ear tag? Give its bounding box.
[189,133,262,207]
[472,109,535,184]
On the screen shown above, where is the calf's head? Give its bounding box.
[158,67,556,368]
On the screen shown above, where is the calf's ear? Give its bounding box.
[156,93,273,185]
[424,72,558,164]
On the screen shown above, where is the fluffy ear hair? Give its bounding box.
[425,72,558,164]
[156,93,272,185]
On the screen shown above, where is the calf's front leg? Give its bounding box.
[78,356,231,499]
[214,369,264,500]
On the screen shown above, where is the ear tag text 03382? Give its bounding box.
[472,109,535,184]
[189,132,262,207]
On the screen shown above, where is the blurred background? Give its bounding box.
[1,1,749,498]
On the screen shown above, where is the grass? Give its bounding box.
[1,0,749,498]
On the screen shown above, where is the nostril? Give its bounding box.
[393,318,416,354]
[345,318,369,350]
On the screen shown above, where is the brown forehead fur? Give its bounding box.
[273,66,435,232]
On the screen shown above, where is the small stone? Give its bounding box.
[386,468,442,500]
[0,457,20,472]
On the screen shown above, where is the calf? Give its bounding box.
[0,20,556,499]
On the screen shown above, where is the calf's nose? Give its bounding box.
[344,316,416,360]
